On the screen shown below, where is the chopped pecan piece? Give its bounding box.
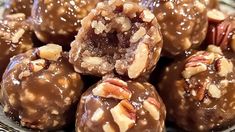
[37,44,62,61]
[110,100,136,132]
[29,59,46,72]
[143,97,161,120]
[215,57,233,77]
[128,43,149,79]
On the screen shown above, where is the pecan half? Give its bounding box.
[110,100,136,132]
[92,78,132,100]
[143,97,161,120]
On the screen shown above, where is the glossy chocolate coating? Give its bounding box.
[3,0,33,18]
[158,47,235,131]
[0,13,33,80]
[0,44,83,130]
[76,78,166,132]
[139,0,208,56]
[69,0,163,79]
[31,0,102,46]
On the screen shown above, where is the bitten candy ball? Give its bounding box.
[76,77,166,132]
[69,0,163,79]
[158,45,235,131]
[0,44,83,130]
[0,13,33,80]
[31,0,102,46]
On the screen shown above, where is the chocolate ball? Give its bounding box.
[76,77,166,132]
[69,0,163,79]
[3,0,33,18]
[31,0,102,46]
[139,0,208,56]
[158,45,235,131]
[0,44,83,130]
[0,13,33,80]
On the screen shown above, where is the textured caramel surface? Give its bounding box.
[76,78,166,132]
[0,45,83,130]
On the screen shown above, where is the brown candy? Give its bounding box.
[76,78,166,132]
[0,13,33,80]
[31,0,102,46]
[69,0,163,79]
[158,45,235,131]
[3,0,33,18]
[0,44,83,130]
[137,0,208,56]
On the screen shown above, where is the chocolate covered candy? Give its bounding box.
[76,77,166,132]
[139,0,208,56]
[31,0,102,46]
[158,45,235,131]
[3,0,33,18]
[69,0,163,79]
[0,13,33,80]
[0,44,83,130]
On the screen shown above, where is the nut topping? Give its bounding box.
[130,27,146,43]
[208,84,222,98]
[103,122,115,132]
[143,97,161,120]
[182,52,215,79]
[110,100,136,132]
[114,17,131,32]
[128,43,149,79]
[140,10,155,22]
[91,108,104,122]
[215,57,233,77]
[37,44,62,61]
[92,78,132,100]
[29,59,46,72]
[207,9,226,23]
